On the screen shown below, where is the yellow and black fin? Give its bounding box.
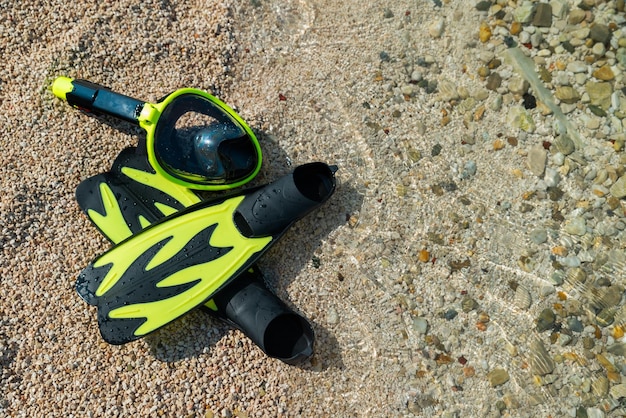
[77,161,337,345]
[75,147,201,243]
[75,148,317,362]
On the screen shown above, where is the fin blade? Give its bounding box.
[81,196,272,343]
[76,148,202,245]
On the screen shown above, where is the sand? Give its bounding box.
[3,0,626,417]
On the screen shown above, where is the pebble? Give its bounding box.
[413,317,429,335]
[508,106,535,132]
[607,343,626,357]
[532,3,552,27]
[458,97,477,113]
[554,134,575,155]
[429,17,445,38]
[555,86,580,104]
[485,72,501,91]
[477,66,490,78]
[457,86,470,100]
[592,42,606,57]
[551,0,569,19]
[592,376,609,397]
[547,186,563,202]
[578,0,595,10]
[505,341,518,357]
[529,228,548,245]
[568,9,586,25]
[503,392,520,409]
[539,284,555,297]
[564,217,587,236]
[613,94,626,116]
[522,92,536,109]
[592,66,614,81]
[589,24,611,45]
[514,286,532,310]
[444,309,458,320]
[411,70,423,82]
[510,21,522,36]
[530,32,543,49]
[527,146,547,177]
[530,338,556,376]
[553,152,565,166]
[508,77,529,95]
[586,81,613,110]
[407,395,438,414]
[609,174,626,198]
[596,309,615,327]
[586,408,605,418]
[439,79,459,102]
[568,317,584,333]
[519,30,531,45]
[609,383,626,400]
[513,3,535,23]
[486,368,510,387]
[327,308,339,325]
[536,308,556,332]
[479,21,492,43]
[566,61,587,73]
[461,296,478,312]
[544,167,560,188]
[559,256,581,268]
[583,337,595,350]
[475,1,491,12]
[489,94,502,114]
[617,48,626,67]
[462,160,477,178]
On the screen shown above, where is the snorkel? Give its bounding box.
[52,77,262,191]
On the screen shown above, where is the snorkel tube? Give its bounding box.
[52,76,262,191]
[52,77,145,123]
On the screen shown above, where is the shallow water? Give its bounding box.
[228,0,626,415]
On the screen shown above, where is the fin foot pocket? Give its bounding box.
[207,269,314,364]
[263,314,314,364]
[293,162,337,202]
[234,162,337,238]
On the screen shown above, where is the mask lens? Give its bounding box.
[153,94,259,186]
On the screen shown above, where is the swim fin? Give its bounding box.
[76,147,316,363]
[76,154,336,347]
[75,147,201,244]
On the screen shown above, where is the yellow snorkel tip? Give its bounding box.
[52,76,75,101]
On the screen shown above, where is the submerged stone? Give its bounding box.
[532,3,552,27]
[487,368,510,387]
[527,146,547,177]
[610,175,626,198]
[586,81,613,110]
[536,308,555,332]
